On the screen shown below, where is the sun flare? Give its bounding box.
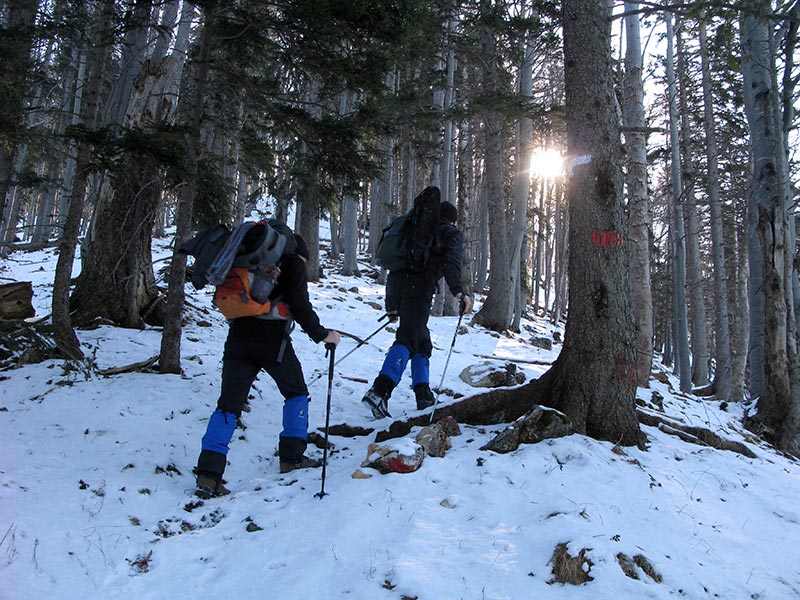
[530,149,564,179]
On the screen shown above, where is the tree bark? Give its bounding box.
[159,5,214,374]
[665,12,692,393]
[473,0,512,331]
[510,13,535,331]
[623,1,654,387]
[676,22,710,386]
[71,52,183,328]
[730,228,749,404]
[51,0,115,360]
[699,18,733,401]
[741,3,800,452]
[341,193,360,276]
[510,0,644,446]
[299,187,322,281]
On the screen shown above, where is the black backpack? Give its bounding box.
[377,186,441,273]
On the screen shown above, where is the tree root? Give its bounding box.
[636,409,757,458]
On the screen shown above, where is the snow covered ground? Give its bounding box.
[1,232,799,600]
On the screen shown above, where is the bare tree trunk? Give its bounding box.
[731,227,749,404]
[543,192,553,316]
[676,22,710,386]
[780,4,800,346]
[104,0,152,127]
[440,17,457,206]
[298,191,321,281]
[159,5,214,374]
[369,135,393,262]
[623,1,653,387]
[52,0,115,360]
[532,177,544,312]
[473,0,512,331]
[510,15,535,331]
[665,12,692,393]
[474,171,489,293]
[551,179,568,325]
[458,114,477,292]
[699,18,733,400]
[342,194,359,275]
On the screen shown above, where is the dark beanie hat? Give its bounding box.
[293,233,310,260]
[440,201,458,223]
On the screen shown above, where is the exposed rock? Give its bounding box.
[436,415,461,437]
[415,417,461,458]
[481,406,572,453]
[362,417,462,473]
[530,335,552,350]
[361,441,425,474]
[459,361,526,388]
[0,281,35,322]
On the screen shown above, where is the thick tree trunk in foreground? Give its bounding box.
[479,0,644,446]
[741,4,800,452]
[71,53,183,328]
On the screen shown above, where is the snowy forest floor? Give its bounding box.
[1,232,799,600]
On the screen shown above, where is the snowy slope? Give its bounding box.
[1,236,799,600]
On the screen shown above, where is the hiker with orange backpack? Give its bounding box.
[186,225,340,498]
[362,187,472,419]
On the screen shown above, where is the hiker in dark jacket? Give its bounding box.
[195,234,341,498]
[361,200,472,419]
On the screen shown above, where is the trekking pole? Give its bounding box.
[333,315,392,369]
[430,298,467,423]
[315,342,336,499]
[308,315,392,385]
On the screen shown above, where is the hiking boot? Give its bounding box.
[280,455,321,474]
[414,383,435,410]
[195,473,230,499]
[362,388,391,419]
[361,375,395,419]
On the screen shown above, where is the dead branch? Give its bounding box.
[96,354,160,376]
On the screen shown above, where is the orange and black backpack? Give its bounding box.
[180,220,297,321]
